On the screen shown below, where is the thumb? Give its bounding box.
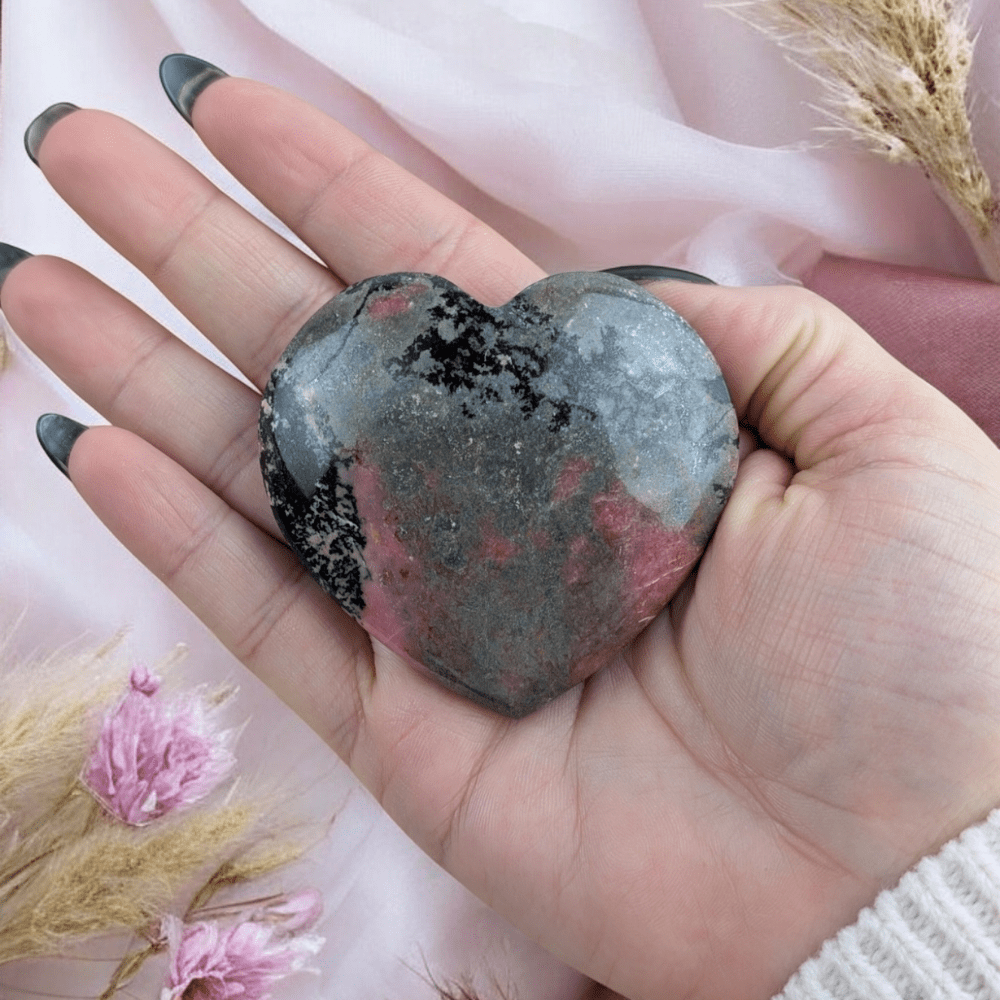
[644,281,992,474]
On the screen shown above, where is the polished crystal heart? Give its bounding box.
[260,271,737,716]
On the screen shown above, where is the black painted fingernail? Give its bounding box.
[36,414,88,479]
[603,265,716,286]
[24,102,80,165]
[0,244,32,300]
[159,54,228,124]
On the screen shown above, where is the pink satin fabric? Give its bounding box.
[806,255,1000,447]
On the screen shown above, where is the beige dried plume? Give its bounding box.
[0,635,131,911]
[0,801,263,964]
[726,0,1000,279]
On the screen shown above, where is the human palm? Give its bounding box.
[9,70,1000,1000]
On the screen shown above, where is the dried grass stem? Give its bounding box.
[727,0,1000,278]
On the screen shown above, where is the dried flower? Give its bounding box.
[159,915,323,1000]
[83,665,236,825]
[724,0,1000,279]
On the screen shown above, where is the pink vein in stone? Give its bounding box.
[344,453,416,655]
[591,480,700,626]
[474,519,521,565]
[366,287,420,320]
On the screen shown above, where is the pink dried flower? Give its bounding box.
[82,665,236,825]
[160,915,323,1000]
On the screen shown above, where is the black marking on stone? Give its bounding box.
[259,409,369,618]
[304,465,369,618]
[387,287,595,431]
[430,511,467,572]
[707,431,737,453]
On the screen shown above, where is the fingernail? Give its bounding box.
[24,102,80,165]
[159,54,228,124]
[0,244,32,300]
[36,413,88,479]
[603,265,716,286]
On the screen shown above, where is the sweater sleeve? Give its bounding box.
[775,810,1000,999]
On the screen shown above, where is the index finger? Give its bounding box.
[170,56,546,306]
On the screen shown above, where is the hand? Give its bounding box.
[8,68,1000,1000]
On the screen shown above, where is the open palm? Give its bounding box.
[9,69,1000,1000]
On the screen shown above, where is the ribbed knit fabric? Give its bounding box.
[777,811,1000,999]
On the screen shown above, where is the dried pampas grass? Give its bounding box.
[99,828,311,998]
[0,635,130,823]
[0,801,264,963]
[433,987,492,1000]
[725,0,1000,279]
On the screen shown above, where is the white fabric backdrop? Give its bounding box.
[1,1,997,997]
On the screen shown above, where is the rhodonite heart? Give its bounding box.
[260,271,738,717]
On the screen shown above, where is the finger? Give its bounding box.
[29,105,341,389]
[182,72,546,304]
[3,254,278,536]
[65,424,371,743]
[643,281,994,473]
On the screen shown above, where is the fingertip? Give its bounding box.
[24,102,80,166]
[36,413,89,479]
[159,54,229,124]
[0,243,33,303]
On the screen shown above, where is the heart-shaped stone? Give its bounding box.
[260,271,737,717]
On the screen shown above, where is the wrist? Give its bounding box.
[776,808,1000,999]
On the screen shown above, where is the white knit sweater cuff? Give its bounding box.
[775,809,1000,999]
